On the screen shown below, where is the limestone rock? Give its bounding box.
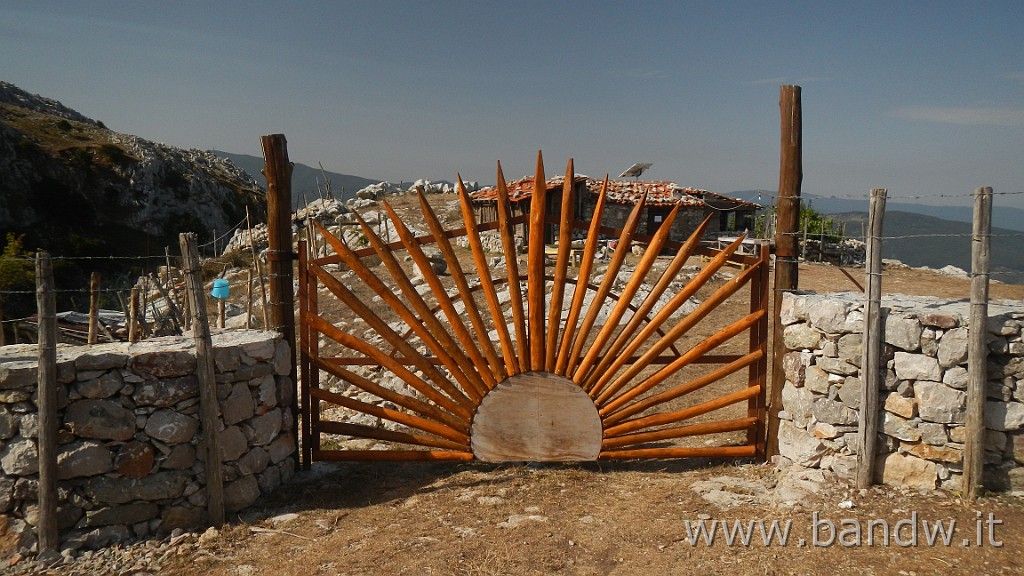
[885,314,923,352]
[937,327,969,368]
[811,398,857,425]
[783,323,821,350]
[65,399,136,441]
[0,438,38,476]
[75,371,124,399]
[782,384,815,427]
[133,376,199,408]
[85,503,160,527]
[915,381,966,424]
[777,420,828,467]
[804,365,830,394]
[882,412,921,442]
[876,452,936,490]
[219,426,248,462]
[56,440,114,479]
[224,475,261,514]
[883,393,917,419]
[131,351,195,379]
[894,352,941,382]
[837,376,862,409]
[807,300,851,334]
[918,422,947,445]
[115,441,156,479]
[984,401,1024,432]
[144,409,199,444]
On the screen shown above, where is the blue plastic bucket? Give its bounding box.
[211,278,230,299]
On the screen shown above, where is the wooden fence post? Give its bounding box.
[766,84,802,459]
[857,188,887,488]
[35,252,59,553]
[261,134,299,469]
[87,271,100,345]
[179,232,225,527]
[963,186,992,499]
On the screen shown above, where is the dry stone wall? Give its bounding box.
[0,330,295,554]
[777,291,1024,492]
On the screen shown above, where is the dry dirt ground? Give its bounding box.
[145,207,1024,576]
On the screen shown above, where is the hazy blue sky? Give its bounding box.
[3,1,1022,209]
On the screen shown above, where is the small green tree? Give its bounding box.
[0,234,35,344]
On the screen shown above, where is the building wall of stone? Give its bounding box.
[777,292,1024,491]
[0,330,295,552]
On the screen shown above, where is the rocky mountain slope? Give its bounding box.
[0,81,264,259]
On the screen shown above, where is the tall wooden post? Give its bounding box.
[766,85,802,459]
[88,271,100,345]
[963,186,992,499]
[35,252,59,553]
[261,134,299,469]
[179,232,225,527]
[857,188,887,488]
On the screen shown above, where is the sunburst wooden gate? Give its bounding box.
[297,154,769,466]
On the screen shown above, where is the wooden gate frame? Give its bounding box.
[298,154,769,466]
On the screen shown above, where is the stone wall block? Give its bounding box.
[56,440,114,479]
[777,421,828,467]
[65,399,136,441]
[75,352,129,372]
[781,351,808,387]
[222,381,255,426]
[937,327,969,368]
[783,323,821,350]
[915,381,966,424]
[130,351,196,379]
[882,412,921,441]
[0,363,37,390]
[0,439,38,476]
[781,384,814,428]
[894,352,941,382]
[273,340,291,375]
[133,376,199,408]
[807,300,851,334]
[837,376,862,409]
[885,314,923,352]
[984,401,1024,432]
[114,441,156,479]
[144,410,199,444]
[75,371,124,399]
[876,452,936,490]
[804,365,830,394]
[811,398,858,425]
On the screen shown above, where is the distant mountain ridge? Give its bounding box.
[212,151,383,210]
[729,190,1024,233]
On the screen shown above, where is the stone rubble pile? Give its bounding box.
[0,330,296,559]
[776,291,1024,491]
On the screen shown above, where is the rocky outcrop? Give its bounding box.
[0,81,264,253]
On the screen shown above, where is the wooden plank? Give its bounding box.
[35,252,59,553]
[963,186,992,499]
[471,372,602,462]
[424,181,504,382]
[603,385,761,438]
[766,86,802,460]
[545,159,576,370]
[576,203,678,385]
[599,445,756,460]
[319,421,469,452]
[556,176,608,375]
[308,314,473,424]
[313,222,484,402]
[309,263,475,410]
[596,312,765,413]
[527,151,547,369]
[594,255,760,402]
[298,242,314,468]
[579,213,714,390]
[602,350,765,426]
[602,417,758,449]
[313,358,469,434]
[313,449,474,462]
[379,200,497,395]
[565,190,648,376]
[310,387,469,444]
[179,233,225,528]
[495,162,528,372]
[749,245,770,458]
[856,188,887,488]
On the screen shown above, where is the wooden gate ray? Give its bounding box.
[298,153,770,465]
